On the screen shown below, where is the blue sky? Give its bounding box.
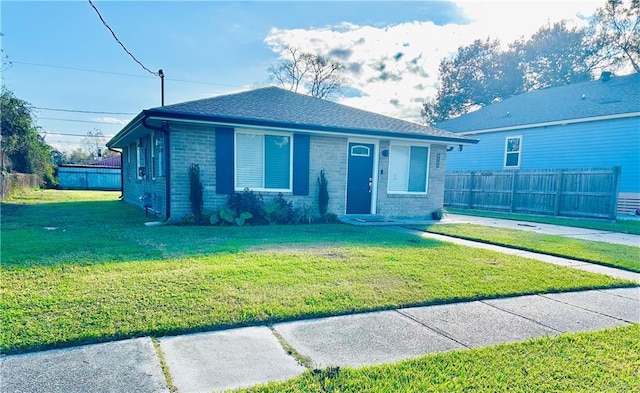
[1,1,602,151]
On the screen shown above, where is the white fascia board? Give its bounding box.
[458,112,640,136]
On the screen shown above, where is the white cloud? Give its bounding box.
[93,117,128,125]
[264,1,602,122]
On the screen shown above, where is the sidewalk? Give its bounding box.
[1,225,639,393]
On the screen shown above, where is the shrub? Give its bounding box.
[227,189,267,225]
[317,169,329,216]
[432,207,447,220]
[188,164,205,222]
[264,193,299,224]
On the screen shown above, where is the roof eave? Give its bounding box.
[106,112,146,148]
[450,111,640,136]
[144,110,479,145]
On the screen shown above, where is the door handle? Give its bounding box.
[368,177,373,193]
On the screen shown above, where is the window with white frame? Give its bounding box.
[388,143,429,193]
[504,136,522,168]
[136,139,146,179]
[235,131,292,191]
[154,133,164,178]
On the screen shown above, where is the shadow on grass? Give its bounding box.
[1,199,447,268]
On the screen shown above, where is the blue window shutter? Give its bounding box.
[292,134,310,195]
[216,127,234,194]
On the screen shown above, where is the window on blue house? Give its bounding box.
[504,136,522,168]
[235,131,292,191]
[388,143,429,193]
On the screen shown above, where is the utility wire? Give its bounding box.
[39,131,115,138]
[13,61,243,87]
[87,0,159,76]
[38,117,126,125]
[35,107,137,115]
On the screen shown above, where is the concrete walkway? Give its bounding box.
[2,220,639,393]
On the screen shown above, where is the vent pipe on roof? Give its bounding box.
[601,71,612,82]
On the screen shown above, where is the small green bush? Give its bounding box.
[432,207,447,220]
[188,164,204,219]
[318,170,329,216]
[227,188,266,225]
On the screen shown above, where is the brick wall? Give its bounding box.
[375,142,448,218]
[122,123,449,221]
[122,138,167,217]
[168,127,349,221]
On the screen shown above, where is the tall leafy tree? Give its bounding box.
[268,47,346,99]
[422,38,524,123]
[589,0,640,72]
[1,87,55,184]
[422,2,639,124]
[515,21,601,90]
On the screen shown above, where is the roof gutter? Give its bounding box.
[141,114,171,220]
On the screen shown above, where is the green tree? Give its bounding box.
[422,38,524,123]
[421,5,636,124]
[1,87,55,185]
[514,21,600,90]
[589,0,640,72]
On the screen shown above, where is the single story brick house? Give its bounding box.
[106,87,477,222]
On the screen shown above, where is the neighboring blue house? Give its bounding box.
[437,72,640,214]
[107,87,477,221]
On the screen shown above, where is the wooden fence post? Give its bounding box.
[468,171,475,209]
[554,170,563,217]
[510,170,517,212]
[609,166,621,220]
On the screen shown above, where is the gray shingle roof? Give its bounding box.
[436,72,640,133]
[143,86,475,143]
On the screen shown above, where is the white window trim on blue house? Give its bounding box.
[504,135,522,168]
[387,141,430,194]
[234,129,293,192]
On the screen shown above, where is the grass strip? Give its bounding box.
[445,208,640,235]
[421,224,640,272]
[239,324,640,392]
[151,338,178,393]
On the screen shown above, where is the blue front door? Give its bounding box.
[346,143,374,214]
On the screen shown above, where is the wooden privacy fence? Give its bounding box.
[444,167,621,220]
[0,172,42,200]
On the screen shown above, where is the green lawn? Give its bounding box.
[0,190,635,354]
[421,224,640,272]
[240,324,640,392]
[446,208,640,235]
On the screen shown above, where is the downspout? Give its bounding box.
[141,115,171,220]
[107,147,124,200]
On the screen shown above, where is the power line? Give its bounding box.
[38,117,126,125]
[39,131,115,138]
[35,107,137,115]
[12,61,244,87]
[12,61,155,79]
[88,0,159,76]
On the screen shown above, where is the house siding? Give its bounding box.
[445,117,640,194]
